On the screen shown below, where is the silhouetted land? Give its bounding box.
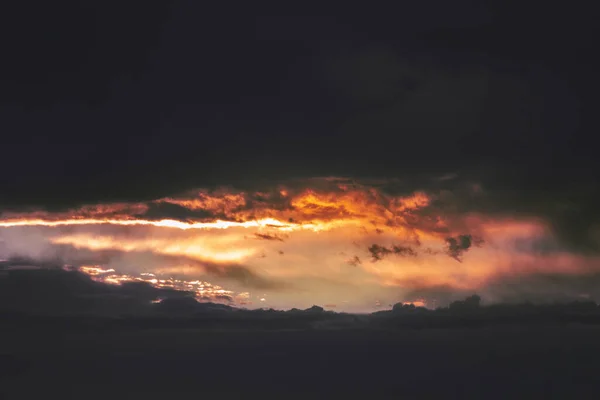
[4,301,600,333]
[3,323,600,398]
[4,293,600,333]
[4,268,600,397]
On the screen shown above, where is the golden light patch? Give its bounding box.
[1,180,597,312]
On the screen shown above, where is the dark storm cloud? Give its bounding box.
[330,54,489,152]
[0,262,192,315]
[152,296,204,314]
[153,296,237,315]
[420,178,600,255]
[0,3,593,207]
[311,13,597,256]
[321,46,426,113]
[358,173,600,257]
[0,3,597,260]
[0,252,291,318]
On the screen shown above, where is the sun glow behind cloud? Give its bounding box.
[1,178,598,312]
[77,265,236,302]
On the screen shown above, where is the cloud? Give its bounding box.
[214,294,234,303]
[99,249,289,291]
[346,255,362,266]
[141,202,217,221]
[153,296,215,315]
[512,236,563,255]
[0,256,67,270]
[399,284,472,307]
[321,46,424,114]
[483,272,600,304]
[422,175,600,255]
[253,232,286,242]
[445,234,475,262]
[393,264,600,307]
[0,260,194,315]
[367,244,418,262]
[368,245,391,261]
[200,262,288,290]
[5,259,600,330]
[2,176,599,313]
[2,233,289,293]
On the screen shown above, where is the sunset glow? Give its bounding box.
[1,178,598,312]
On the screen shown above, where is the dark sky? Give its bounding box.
[1,2,598,210]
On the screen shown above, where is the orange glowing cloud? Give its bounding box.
[1,178,598,312]
[51,234,257,263]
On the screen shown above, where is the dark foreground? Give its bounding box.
[2,325,600,399]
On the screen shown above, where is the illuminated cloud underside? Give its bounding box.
[1,178,598,312]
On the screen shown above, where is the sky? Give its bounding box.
[2,176,600,313]
[1,2,599,313]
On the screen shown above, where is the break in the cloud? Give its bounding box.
[1,177,599,312]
